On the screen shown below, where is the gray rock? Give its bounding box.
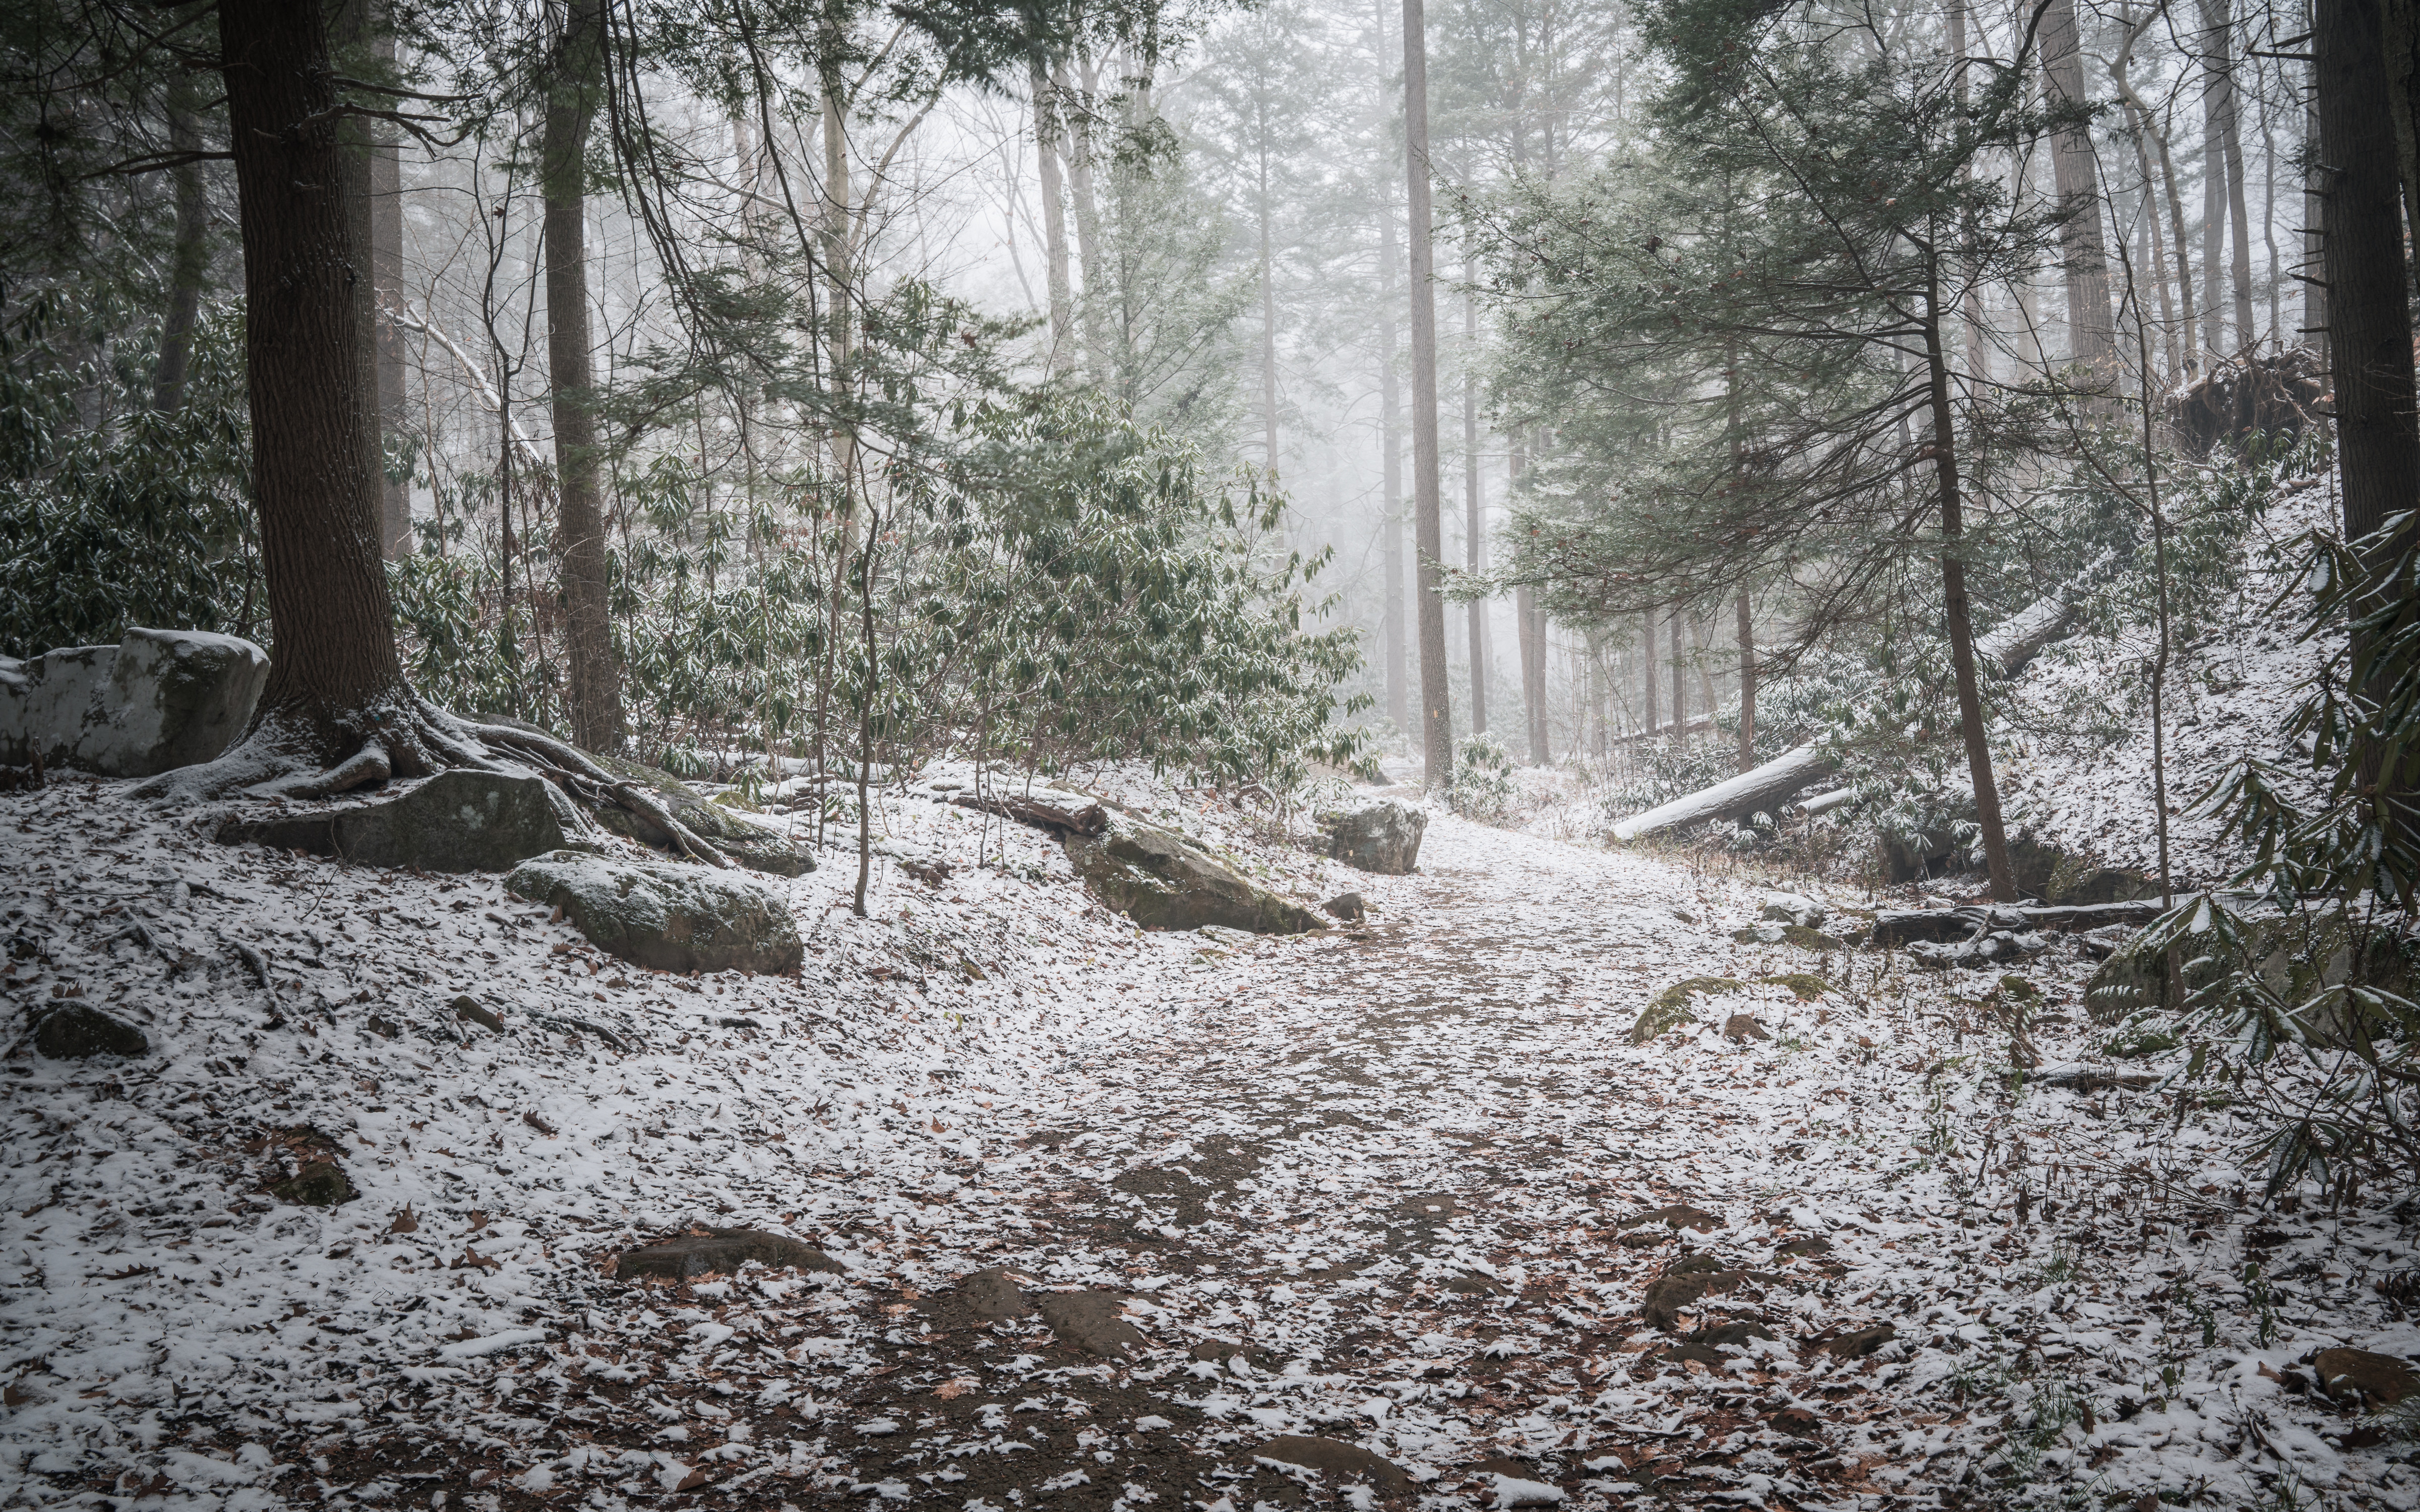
[1065,822,1322,935]
[1315,798,1427,874]
[218,769,567,872]
[614,1228,840,1281]
[1760,892,1828,928]
[505,850,804,975]
[34,1003,149,1059]
[0,629,269,778]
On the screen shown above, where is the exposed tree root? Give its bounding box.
[135,701,731,868]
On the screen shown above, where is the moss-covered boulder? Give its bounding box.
[219,768,568,872]
[506,850,803,975]
[1630,977,1744,1043]
[1066,822,1322,934]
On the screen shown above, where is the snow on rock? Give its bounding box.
[1,769,2413,1510]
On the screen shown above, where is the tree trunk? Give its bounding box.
[2316,0,2420,844]
[541,0,621,755]
[2307,0,2328,366]
[152,65,210,415]
[1948,0,1990,386]
[2041,0,2121,395]
[1463,273,1484,735]
[1258,109,1280,480]
[2202,1,2228,356]
[1066,54,1108,379]
[1640,609,1656,735]
[1518,588,1544,762]
[1029,57,1074,373]
[1668,609,1684,745]
[366,5,407,558]
[217,0,410,758]
[2386,0,2420,279]
[1735,589,1755,774]
[1375,0,1408,738]
[1922,291,2018,902]
[1379,210,1408,736]
[1403,0,1453,789]
[2215,6,2257,348]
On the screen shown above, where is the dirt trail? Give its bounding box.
[12,792,2407,1510]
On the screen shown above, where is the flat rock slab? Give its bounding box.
[506,850,803,976]
[1249,1435,1414,1495]
[34,1004,149,1059]
[615,1229,841,1282]
[1035,1290,1148,1358]
[220,769,567,873]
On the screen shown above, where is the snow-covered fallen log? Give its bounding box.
[1611,586,2083,844]
[1609,743,1837,843]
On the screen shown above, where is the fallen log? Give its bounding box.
[1609,744,1837,843]
[1869,897,2182,948]
[1610,586,2083,844]
[946,788,1109,837]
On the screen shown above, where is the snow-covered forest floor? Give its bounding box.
[3,774,2416,1511]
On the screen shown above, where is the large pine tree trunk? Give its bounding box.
[542,0,621,754]
[2316,0,2420,844]
[217,0,412,761]
[2040,0,2120,393]
[1402,0,1453,789]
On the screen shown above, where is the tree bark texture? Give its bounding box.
[1403,0,1453,788]
[1640,609,1655,735]
[362,2,408,558]
[1463,275,1484,735]
[1923,293,2017,902]
[1380,211,1408,735]
[1735,590,1755,774]
[542,0,622,754]
[218,0,409,753]
[1030,58,1074,374]
[2317,0,2420,843]
[2041,0,2121,392]
[1066,55,1108,378]
[152,65,210,415]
